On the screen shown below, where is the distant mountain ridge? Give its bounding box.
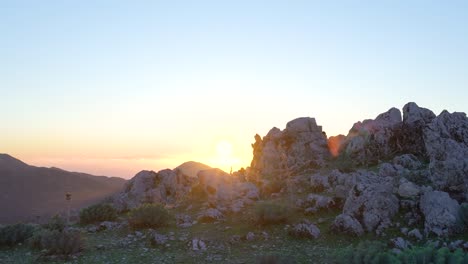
[0,154,126,224]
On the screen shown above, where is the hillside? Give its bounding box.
[0,154,126,224]
[1,102,468,263]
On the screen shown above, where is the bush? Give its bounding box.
[79,203,118,225]
[256,254,296,264]
[398,246,468,264]
[334,241,399,264]
[31,229,84,256]
[459,203,468,226]
[128,204,172,229]
[44,215,66,232]
[254,201,289,225]
[334,241,468,264]
[0,223,37,247]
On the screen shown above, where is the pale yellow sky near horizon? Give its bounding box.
[2,2,468,179]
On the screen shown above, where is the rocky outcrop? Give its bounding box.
[341,107,402,165]
[249,117,330,179]
[391,102,436,157]
[420,191,462,236]
[423,111,468,196]
[112,168,199,211]
[197,169,259,213]
[341,172,399,233]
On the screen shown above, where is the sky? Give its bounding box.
[1,1,467,178]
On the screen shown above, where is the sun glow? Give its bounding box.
[209,140,240,173]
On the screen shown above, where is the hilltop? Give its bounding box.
[1,102,468,263]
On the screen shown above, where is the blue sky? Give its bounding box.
[1,1,467,178]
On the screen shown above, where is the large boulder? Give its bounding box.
[420,191,462,236]
[423,111,468,195]
[249,117,330,179]
[341,172,399,233]
[388,102,436,158]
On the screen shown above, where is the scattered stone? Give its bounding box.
[289,221,320,239]
[407,228,423,240]
[448,240,464,251]
[99,221,118,231]
[192,238,207,251]
[400,227,409,235]
[246,232,255,241]
[391,237,412,250]
[230,235,241,244]
[197,208,224,222]
[332,214,364,236]
[176,214,193,228]
[152,233,168,246]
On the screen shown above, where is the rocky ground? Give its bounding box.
[1,102,468,263]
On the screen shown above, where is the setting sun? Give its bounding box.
[216,141,233,157]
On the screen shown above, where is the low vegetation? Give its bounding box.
[0,223,36,247]
[30,229,84,256]
[255,201,289,225]
[335,241,468,264]
[128,204,172,229]
[44,214,66,232]
[80,203,118,225]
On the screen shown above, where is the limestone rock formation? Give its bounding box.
[424,111,468,196]
[341,172,399,233]
[249,117,330,180]
[341,107,402,165]
[197,168,259,213]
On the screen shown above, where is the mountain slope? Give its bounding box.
[0,154,126,224]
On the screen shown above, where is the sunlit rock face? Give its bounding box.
[249,117,330,180]
[197,168,259,213]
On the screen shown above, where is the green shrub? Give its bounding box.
[459,203,468,226]
[254,201,289,225]
[128,204,172,229]
[79,203,117,225]
[32,229,84,256]
[334,241,399,264]
[256,254,296,264]
[44,215,66,232]
[0,223,37,247]
[398,246,468,264]
[335,241,468,264]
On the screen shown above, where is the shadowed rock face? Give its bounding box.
[424,111,468,194]
[340,107,403,166]
[249,117,330,180]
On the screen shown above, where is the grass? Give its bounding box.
[0,198,369,264]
